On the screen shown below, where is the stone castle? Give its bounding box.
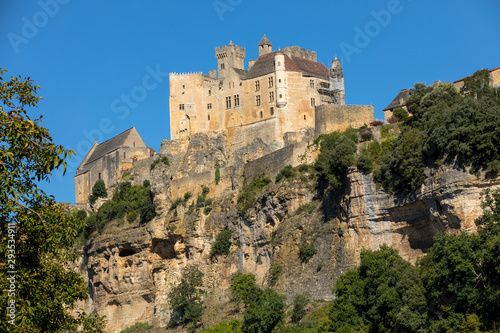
[74,35,374,204]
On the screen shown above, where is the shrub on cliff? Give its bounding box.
[168,265,206,327]
[275,165,295,183]
[211,229,232,256]
[237,176,271,215]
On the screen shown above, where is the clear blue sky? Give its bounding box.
[1,0,499,203]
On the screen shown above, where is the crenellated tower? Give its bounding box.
[215,41,245,80]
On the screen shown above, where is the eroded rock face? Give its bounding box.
[78,155,499,332]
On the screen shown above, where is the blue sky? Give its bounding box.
[1,0,499,203]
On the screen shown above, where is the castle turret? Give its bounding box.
[275,53,287,108]
[215,41,245,80]
[258,34,272,57]
[330,57,345,104]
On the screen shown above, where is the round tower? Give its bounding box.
[258,35,272,57]
[275,53,287,108]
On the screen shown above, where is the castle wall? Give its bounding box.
[226,117,278,153]
[315,104,374,136]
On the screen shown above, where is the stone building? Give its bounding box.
[169,35,348,151]
[74,127,154,204]
[383,89,409,122]
[453,66,500,91]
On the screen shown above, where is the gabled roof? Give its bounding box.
[244,51,331,80]
[76,127,136,176]
[258,35,272,46]
[383,89,410,111]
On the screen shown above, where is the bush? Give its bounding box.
[184,191,192,200]
[359,130,373,142]
[119,322,154,333]
[299,242,317,262]
[160,156,170,166]
[291,293,310,324]
[127,211,137,222]
[88,194,97,206]
[275,165,295,183]
[142,179,150,188]
[356,154,373,174]
[211,230,232,256]
[296,202,316,214]
[370,119,384,126]
[314,129,358,188]
[202,186,210,195]
[92,179,107,198]
[202,320,243,333]
[298,164,309,173]
[393,106,409,120]
[203,207,212,215]
[387,115,400,124]
[215,168,221,185]
[168,265,205,326]
[231,272,259,306]
[150,156,169,170]
[256,255,262,265]
[75,209,87,220]
[270,263,282,283]
[242,288,286,333]
[170,197,185,211]
[237,176,271,216]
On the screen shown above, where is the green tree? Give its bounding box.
[0,68,105,332]
[230,272,259,306]
[291,293,310,324]
[168,265,206,326]
[242,288,286,333]
[215,168,221,185]
[328,245,426,332]
[92,179,107,198]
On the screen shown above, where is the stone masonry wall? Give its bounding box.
[315,104,374,136]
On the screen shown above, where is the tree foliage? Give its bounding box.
[314,128,358,188]
[211,229,232,256]
[0,68,105,332]
[168,265,206,326]
[230,272,259,306]
[242,288,286,333]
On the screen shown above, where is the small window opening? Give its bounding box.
[260,111,263,119]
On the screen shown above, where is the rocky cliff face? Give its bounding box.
[77,134,500,332]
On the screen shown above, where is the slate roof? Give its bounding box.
[76,127,134,176]
[258,35,272,46]
[244,51,331,80]
[383,89,409,111]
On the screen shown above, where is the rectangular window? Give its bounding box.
[270,107,274,115]
[221,63,225,69]
[208,89,211,96]
[179,104,185,111]
[311,98,315,106]
[310,80,315,88]
[256,95,261,106]
[234,94,240,107]
[255,80,260,91]
[269,92,274,103]
[208,115,210,121]
[207,103,212,110]
[268,77,274,88]
[226,96,231,109]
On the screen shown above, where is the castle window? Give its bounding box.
[98,172,101,179]
[310,80,315,88]
[182,85,185,89]
[133,142,135,147]
[208,89,211,96]
[255,80,260,91]
[207,103,212,110]
[304,115,307,120]
[269,92,274,103]
[234,94,240,107]
[226,96,231,109]
[260,111,263,118]
[221,63,225,70]
[279,94,283,99]
[268,77,273,88]
[179,104,185,111]
[256,95,261,106]
[123,152,126,159]
[279,79,282,83]
[208,115,210,121]
[311,98,315,106]
[270,107,274,115]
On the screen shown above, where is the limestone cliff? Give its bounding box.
[77,134,500,332]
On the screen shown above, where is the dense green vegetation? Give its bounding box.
[375,71,500,192]
[299,242,317,262]
[314,127,358,188]
[211,229,232,257]
[275,165,295,183]
[83,181,155,238]
[119,322,154,333]
[168,265,206,329]
[237,176,271,215]
[150,155,169,170]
